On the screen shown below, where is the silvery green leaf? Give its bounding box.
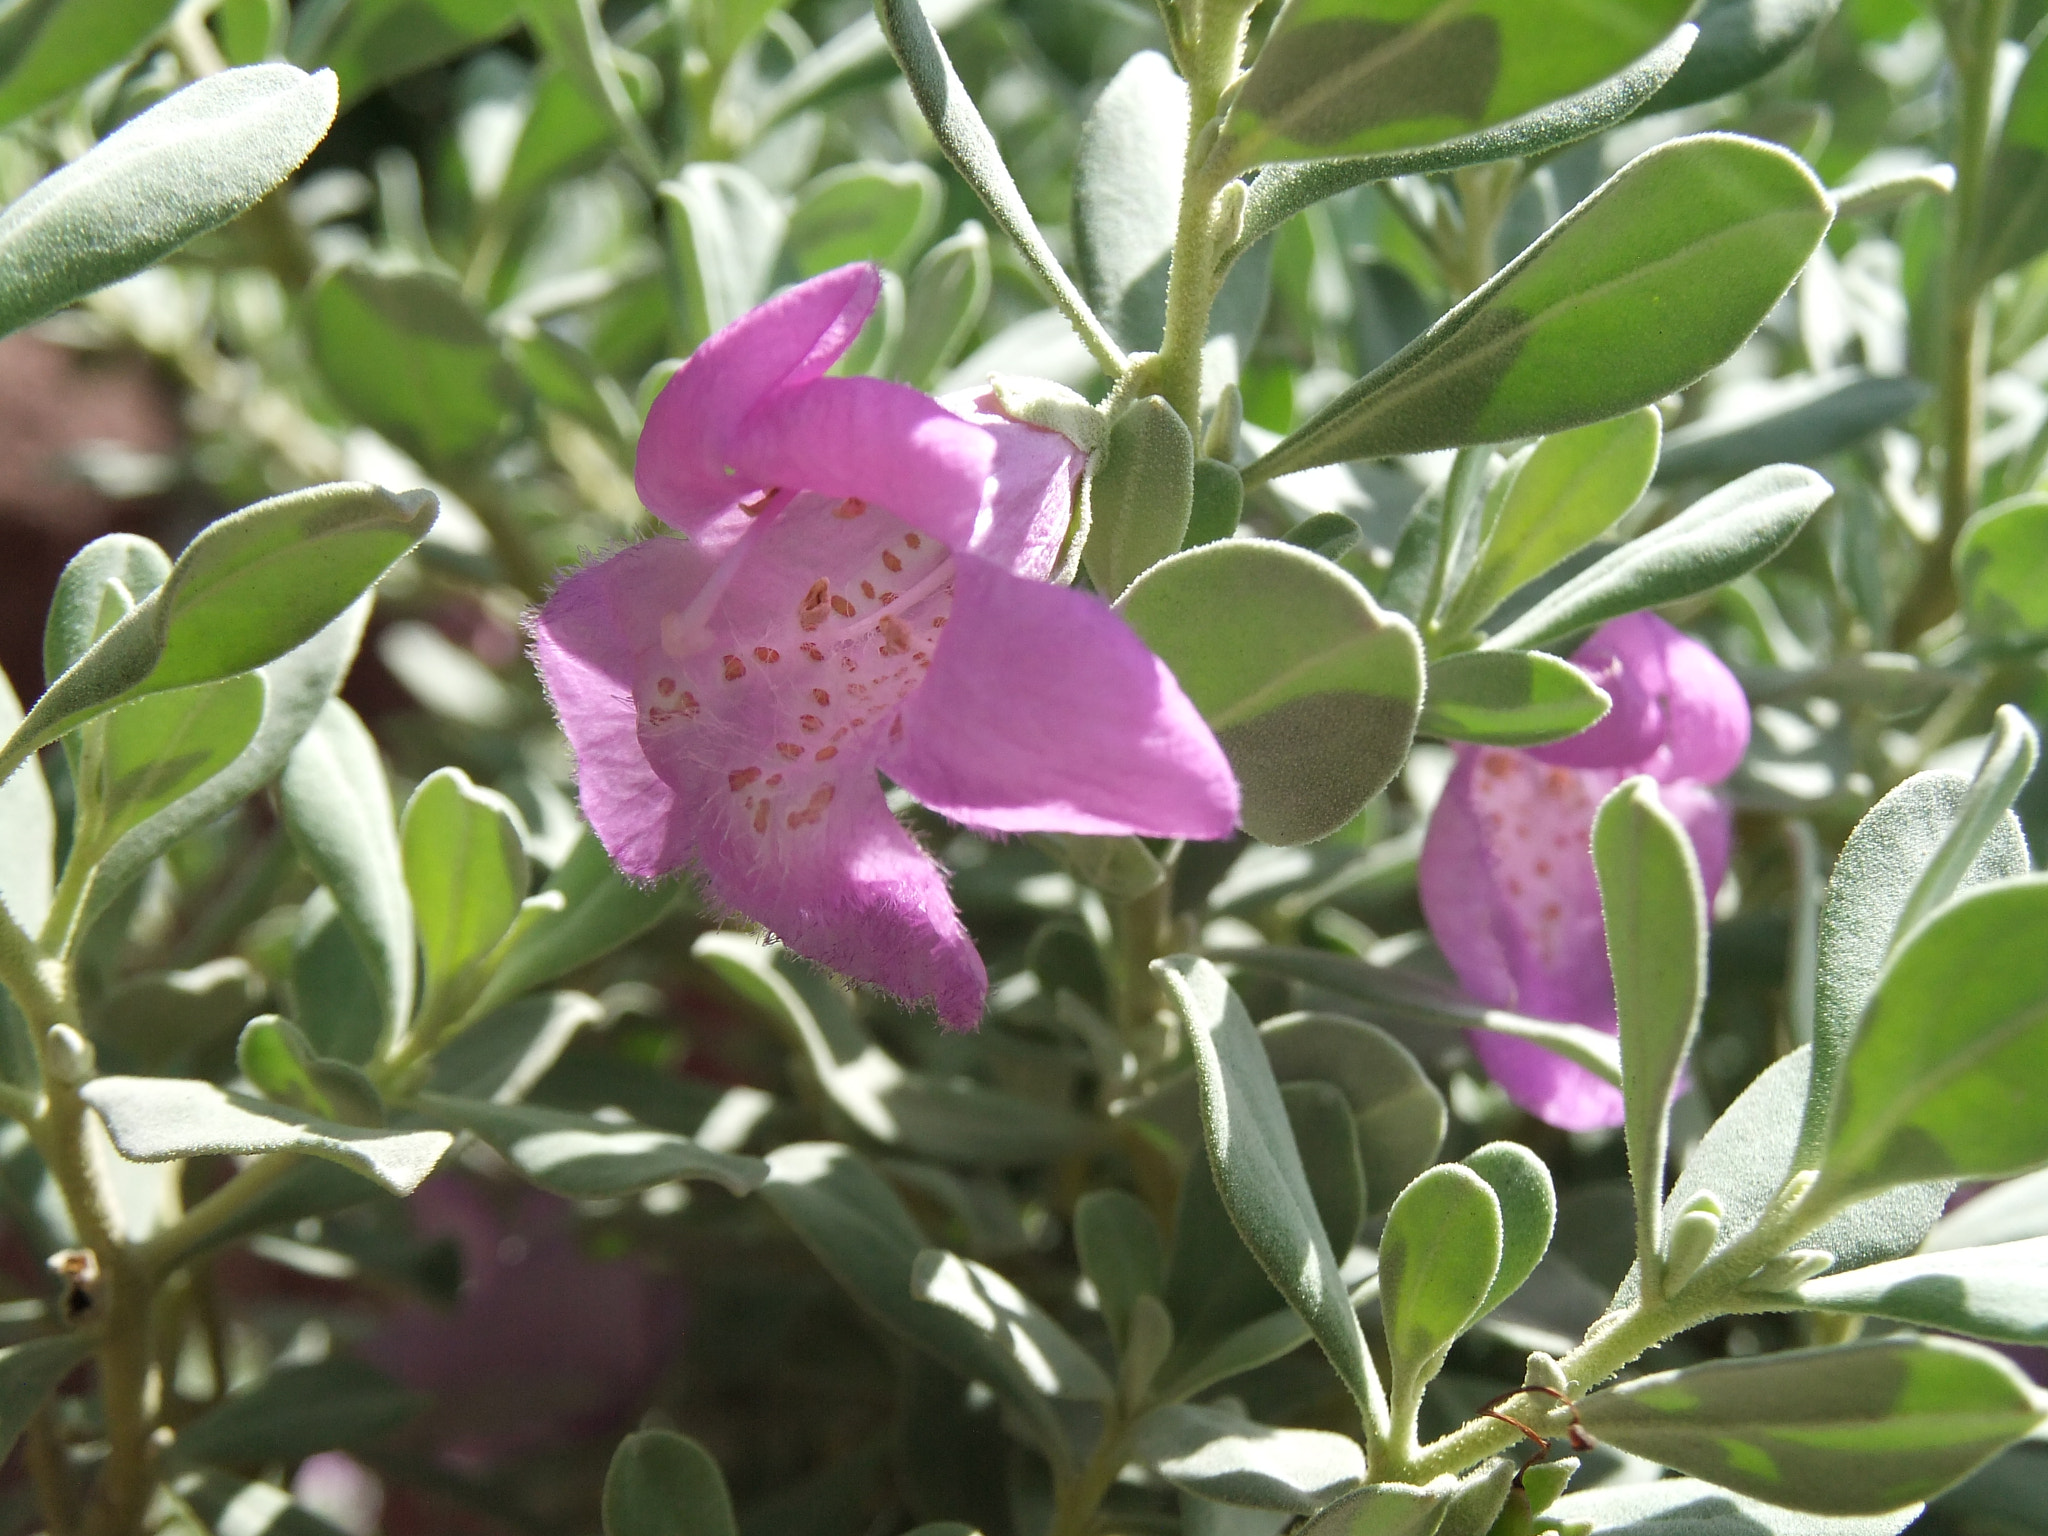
[1132,1402,1364,1514]
[0,67,336,333]
[0,1336,92,1465]
[1551,1477,1921,1535]
[1653,369,1926,485]
[428,991,603,1104]
[81,1076,450,1195]
[280,699,414,1044]
[912,1249,1113,1401]
[0,667,52,934]
[1782,1237,2048,1345]
[418,1093,766,1197]
[1924,1166,2048,1250]
[170,1357,421,1466]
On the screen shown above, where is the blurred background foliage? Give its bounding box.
[0,0,2045,1533]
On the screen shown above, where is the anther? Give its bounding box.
[754,647,780,664]
[722,655,746,681]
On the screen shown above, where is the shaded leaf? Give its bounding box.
[912,1249,1113,1401]
[419,1093,766,1197]
[1421,649,1611,748]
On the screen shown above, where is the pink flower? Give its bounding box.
[533,264,1238,1027]
[1417,613,1749,1131]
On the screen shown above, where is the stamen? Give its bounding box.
[878,615,912,656]
[798,579,831,631]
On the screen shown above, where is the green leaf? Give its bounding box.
[1155,956,1388,1437]
[787,161,941,277]
[1084,397,1195,600]
[43,532,169,685]
[428,990,601,1104]
[1486,464,1832,652]
[8,484,431,772]
[603,1430,736,1536]
[1977,38,2048,281]
[1073,1188,1164,1353]
[1445,408,1662,636]
[0,0,183,125]
[1802,770,2030,1165]
[1551,1477,1923,1535]
[400,766,527,1014]
[1224,0,1693,166]
[1282,513,1362,563]
[1074,49,1184,352]
[1378,1163,1502,1403]
[1290,1481,1453,1536]
[1654,369,1926,485]
[1594,776,1707,1289]
[237,1015,338,1118]
[692,933,1089,1169]
[520,0,659,181]
[1461,1141,1555,1318]
[1248,135,1831,476]
[1926,1166,2048,1250]
[1030,833,1166,902]
[912,1249,1114,1401]
[84,674,265,859]
[470,829,677,1016]
[1118,540,1422,845]
[418,1093,767,1197]
[0,668,53,934]
[171,1357,421,1465]
[1224,26,1697,264]
[1612,1046,1952,1309]
[1781,1237,2048,1346]
[0,1335,93,1465]
[1576,1336,2046,1515]
[1820,876,2048,1196]
[0,66,335,333]
[80,1076,449,1195]
[306,262,519,463]
[292,0,521,103]
[659,162,787,353]
[893,221,992,391]
[1643,0,1841,112]
[1132,1402,1364,1514]
[1955,494,2048,641]
[280,700,413,1044]
[1220,947,1623,1087]
[1420,649,1611,747]
[84,604,368,938]
[1888,708,2038,953]
[1187,460,1244,548]
[758,1142,1070,1467]
[874,0,1123,373]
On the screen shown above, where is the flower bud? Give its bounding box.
[1661,1192,1724,1295]
[45,1024,95,1085]
[1746,1248,1835,1292]
[1523,1351,1569,1396]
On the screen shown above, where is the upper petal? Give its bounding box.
[1531,613,1749,784]
[636,264,881,532]
[530,536,717,881]
[732,375,997,549]
[1469,1031,1625,1133]
[883,557,1240,838]
[941,390,1086,580]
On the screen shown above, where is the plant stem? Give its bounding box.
[25,1407,80,1536]
[1047,1410,1132,1536]
[136,1152,302,1279]
[1152,2,1249,433]
[1897,0,2012,645]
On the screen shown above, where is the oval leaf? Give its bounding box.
[1421,648,1611,747]
[1118,540,1423,845]
[1576,1336,2045,1515]
[1378,1163,1502,1394]
[1785,1237,2048,1347]
[1954,494,2048,641]
[1247,134,1831,476]
[604,1429,736,1536]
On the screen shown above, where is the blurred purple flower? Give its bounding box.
[533,263,1238,1028]
[1418,613,1749,1131]
[362,1176,675,1470]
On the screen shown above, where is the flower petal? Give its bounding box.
[531,536,717,880]
[1415,749,1519,1008]
[1469,1031,1624,1133]
[636,264,880,532]
[694,773,988,1029]
[941,390,1086,580]
[1530,613,1749,784]
[884,557,1240,838]
[733,375,996,548]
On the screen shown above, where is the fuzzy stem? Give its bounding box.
[1896,0,2012,644]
